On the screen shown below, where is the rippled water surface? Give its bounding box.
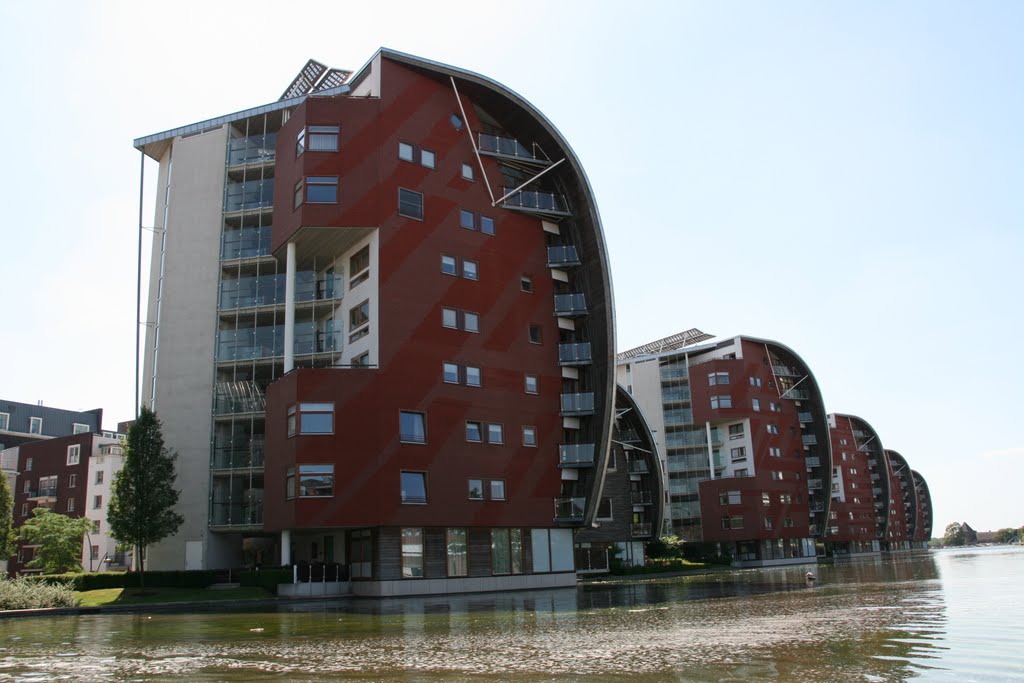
[1,547,1021,681]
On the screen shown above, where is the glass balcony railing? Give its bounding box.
[807,478,823,490]
[661,387,691,402]
[27,487,58,499]
[772,364,800,377]
[222,226,272,260]
[553,497,586,520]
[553,293,587,317]
[781,388,810,400]
[225,179,274,212]
[798,412,813,423]
[560,392,595,416]
[210,502,263,526]
[630,491,653,506]
[809,502,825,513]
[216,325,341,362]
[662,408,692,426]
[802,434,818,445]
[558,342,592,366]
[872,487,883,495]
[478,133,540,161]
[502,188,568,214]
[546,245,581,268]
[559,443,595,467]
[630,522,653,537]
[805,456,821,467]
[227,133,278,166]
[211,443,265,470]
[220,272,343,310]
[626,459,649,474]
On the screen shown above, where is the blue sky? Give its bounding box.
[1,1,1020,532]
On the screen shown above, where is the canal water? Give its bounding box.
[0,546,1021,681]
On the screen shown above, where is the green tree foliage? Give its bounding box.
[994,527,1021,544]
[20,508,93,573]
[0,472,16,559]
[107,407,184,579]
[943,522,966,547]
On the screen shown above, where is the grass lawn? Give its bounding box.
[75,586,274,607]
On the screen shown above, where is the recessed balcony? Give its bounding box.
[26,488,58,501]
[772,365,801,377]
[798,412,813,423]
[630,522,653,538]
[807,478,823,490]
[805,456,820,468]
[559,443,595,468]
[227,133,277,167]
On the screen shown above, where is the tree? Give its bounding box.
[107,407,184,584]
[0,474,17,560]
[943,522,965,547]
[20,508,93,573]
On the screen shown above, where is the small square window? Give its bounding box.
[487,423,504,445]
[401,471,427,504]
[460,209,475,230]
[72,423,89,435]
[306,176,338,204]
[465,366,481,387]
[29,417,42,435]
[351,351,371,368]
[398,142,414,161]
[466,421,483,443]
[490,479,506,500]
[468,479,484,500]
[522,426,537,447]
[441,254,457,275]
[752,398,761,411]
[524,374,539,394]
[400,411,427,444]
[480,216,495,235]
[443,362,460,384]
[398,188,424,220]
[420,149,436,169]
[442,308,458,329]
[528,324,542,344]
[461,163,474,180]
[66,445,81,466]
[520,276,533,293]
[308,125,339,152]
[464,312,479,333]
[462,260,478,280]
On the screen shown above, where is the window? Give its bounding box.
[443,362,460,384]
[596,498,613,520]
[442,307,458,329]
[784,517,795,528]
[441,254,457,275]
[398,142,434,168]
[93,520,100,533]
[450,113,463,130]
[735,468,749,477]
[67,498,75,512]
[728,424,744,440]
[398,141,414,161]
[466,421,483,443]
[487,423,504,445]
[840,438,848,446]
[465,366,481,387]
[524,374,539,394]
[399,412,427,444]
[764,517,774,530]
[398,187,423,219]
[306,176,338,204]
[766,424,779,434]
[93,495,102,509]
[297,465,334,497]
[468,479,484,499]
[522,426,537,447]
[520,276,533,293]
[749,376,762,387]
[349,300,370,342]
[72,423,89,435]
[29,417,42,435]
[710,395,732,409]
[462,259,478,280]
[295,127,305,156]
[25,457,32,471]
[780,493,792,504]
[95,470,104,485]
[459,209,475,229]
[67,445,81,466]
[0,413,7,430]
[68,474,77,488]
[464,312,479,333]
[447,528,468,576]
[771,471,784,481]
[289,403,334,435]
[461,163,474,180]
[351,351,371,368]
[442,308,478,332]
[401,528,424,578]
[719,490,741,505]
[769,447,782,458]
[400,472,427,503]
[708,372,729,386]
[420,149,436,169]
[528,324,542,344]
[770,402,782,412]
[349,246,370,288]
[762,493,771,505]
[307,125,339,151]
[751,398,761,412]
[20,504,27,517]
[480,216,495,235]
[293,179,304,208]
[23,481,30,493]
[730,446,747,461]
[721,515,744,530]
[491,528,523,575]
[286,467,296,499]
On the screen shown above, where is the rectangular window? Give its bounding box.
[490,480,506,500]
[297,403,334,434]
[719,490,741,505]
[308,125,339,151]
[29,417,42,435]
[0,413,8,430]
[840,438,848,446]
[20,504,27,517]
[93,495,102,509]
[349,246,370,288]
[596,498,613,520]
[296,127,305,156]
[72,423,89,434]
[420,149,436,169]
[298,465,334,497]
[480,216,495,235]
[68,474,77,488]
[461,163,474,180]
[784,517,794,528]
[95,470,104,485]
[769,447,782,457]
[67,498,75,512]
[767,424,779,434]
[770,402,782,412]
[524,374,539,394]
[442,307,458,329]
[464,312,479,333]
[735,468,748,477]
[489,528,521,575]
[460,209,476,229]
[399,412,427,444]
[351,351,371,368]
[286,467,296,499]
[398,188,424,219]
[466,421,483,443]
[762,492,771,505]
[528,324,542,344]
[465,366,481,387]
[293,180,304,208]
[749,376,762,387]
[764,518,774,530]
[730,515,744,529]
[487,423,504,445]
[771,471,784,481]
[446,528,468,576]
[708,372,729,386]
[752,398,761,412]
[730,447,746,461]
[25,457,32,471]
[441,254,457,275]
[67,445,81,466]
[306,175,338,203]
[462,259,478,280]
[522,426,537,447]
[401,528,424,578]
[287,405,297,437]
[90,545,99,561]
[400,471,427,504]
[442,362,460,384]
[93,520,100,533]
[349,300,370,342]
[780,493,792,504]
[468,479,484,499]
[710,395,733,409]
[398,141,414,161]
[520,275,533,293]
[728,424,744,440]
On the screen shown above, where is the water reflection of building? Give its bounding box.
[134,49,618,593]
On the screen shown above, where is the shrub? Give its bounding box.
[24,570,219,592]
[238,568,292,594]
[0,576,78,610]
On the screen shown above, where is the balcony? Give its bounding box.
[559,443,595,468]
[227,133,277,166]
[809,503,825,513]
[26,487,58,501]
[502,188,570,216]
[478,133,547,163]
[876,516,886,524]
[807,478,823,490]
[211,443,265,470]
[872,487,883,495]
[772,365,801,377]
[210,503,263,527]
[659,366,689,381]
[553,293,587,317]
[801,434,818,446]
[631,491,653,506]
[214,394,266,417]
[630,522,653,538]
[560,392,595,417]
[796,412,812,424]
[852,430,867,438]
[558,342,592,366]
[805,456,820,468]
[225,179,274,213]
[554,497,586,521]
[870,473,881,481]
[781,388,810,400]
[626,459,649,474]
[547,245,581,268]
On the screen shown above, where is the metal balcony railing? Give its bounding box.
[781,388,810,400]
[502,188,569,214]
[805,456,820,468]
[225,179,274,212]
[553,293,587,317]
[772,365,800,377]
[807,478,823,490]
[560,392,595,416]
[478,133,543,162]
[227,133,278,166]
[210,503,263,526]
[558,342,592,366]
[626,459,649,474]
[630,491,653,506]
[809,503,825,513]
[798,412,813,423]
[630,522,652,537]
[802,434,818,446]
[547,245,580,267]
[211,444,265,470]
[559,443,595,467]
[554,497,586,520]
[872,487,883,495]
